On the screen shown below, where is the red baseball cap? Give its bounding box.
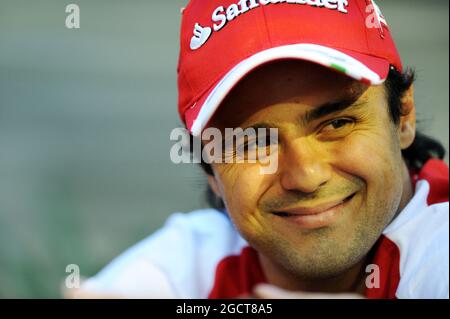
[178,0,403,136]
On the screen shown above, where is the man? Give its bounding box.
[77,0,448,298]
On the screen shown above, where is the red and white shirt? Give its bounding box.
[81,159,449,299]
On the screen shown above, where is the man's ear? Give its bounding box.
[398,84,416,150]
[207,173,222,199]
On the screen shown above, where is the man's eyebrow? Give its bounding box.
[217,122,278,144]
[243,122,280,131]
[302,98,366,124]
[240,98,367,131]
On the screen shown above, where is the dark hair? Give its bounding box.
[195,66,446,209]
[385,67,446,170]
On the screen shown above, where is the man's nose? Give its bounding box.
[280,138,332,193]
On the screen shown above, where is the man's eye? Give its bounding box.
[319,118,355,135]
[330,119,351,129]
[238,133,277,151]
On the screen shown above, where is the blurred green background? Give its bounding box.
[0,0,448,298]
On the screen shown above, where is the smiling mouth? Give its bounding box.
[272,193,356,227]
[273,193,356,217]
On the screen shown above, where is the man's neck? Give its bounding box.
[397,161,415,217]
[259,253,369,294]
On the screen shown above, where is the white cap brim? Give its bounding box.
[190,43,388,137]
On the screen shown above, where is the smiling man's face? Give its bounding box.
[206,60,415,287]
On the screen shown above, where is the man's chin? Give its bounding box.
[256,231,372,282]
